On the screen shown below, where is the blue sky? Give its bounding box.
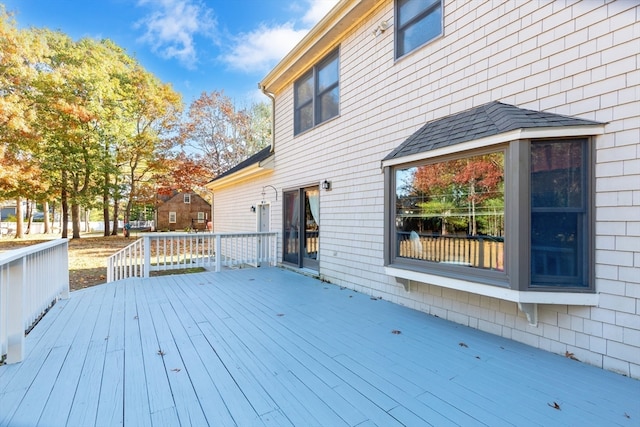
[2,0,339,107]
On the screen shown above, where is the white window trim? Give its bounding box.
[184,194,191,204]
[169,212,177,223]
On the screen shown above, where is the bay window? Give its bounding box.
[387,138,593,292]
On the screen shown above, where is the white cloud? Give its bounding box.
[136,0,216,69]
[221,0,338,74]
[220,23,308,74]
[301,0,339,26]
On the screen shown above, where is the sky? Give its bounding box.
[2,0,339,107]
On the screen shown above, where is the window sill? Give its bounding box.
[385,266,599,306]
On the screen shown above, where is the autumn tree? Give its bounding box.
[0,8,50,237]
[115,66,182,229]
[179,91,269,178]
[412,153,504,236]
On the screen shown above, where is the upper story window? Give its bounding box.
[184,193,191,204]
[294,49,340,135]
[396,0,443,58]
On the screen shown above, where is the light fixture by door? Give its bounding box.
[322,180,331,190]
[250,206,256,213]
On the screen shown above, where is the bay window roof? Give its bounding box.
[382,102,604,166]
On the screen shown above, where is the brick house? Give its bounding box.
[206,0,640,378]
[156,191,211,232]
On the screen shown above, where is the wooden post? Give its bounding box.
[215,234,222,272]
[143,235,151,278]
[7,258,25,364]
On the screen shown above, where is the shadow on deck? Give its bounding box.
[1,267,638,426]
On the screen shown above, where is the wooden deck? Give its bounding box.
[1,267,638,426]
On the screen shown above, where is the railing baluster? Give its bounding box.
[0,239,69,364]
[106,232,278,281]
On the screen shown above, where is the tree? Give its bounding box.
[179,91,268,178]
[116,66,183,227]
[0,8,50,238]
[154,152,211,195]
[412,153,504,236]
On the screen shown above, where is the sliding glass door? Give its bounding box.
[283,186,319,270]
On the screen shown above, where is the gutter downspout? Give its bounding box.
[259,84,276,153]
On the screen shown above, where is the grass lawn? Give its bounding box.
[0,232,139,291]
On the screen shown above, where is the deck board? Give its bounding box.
[1,267,639,426]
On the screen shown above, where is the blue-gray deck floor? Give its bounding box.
[0,267,638,426]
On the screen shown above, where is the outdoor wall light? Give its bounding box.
[322,180,332,190]
[250,205,256,213]
[372,20,391,37]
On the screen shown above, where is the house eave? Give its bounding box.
[381,124,605,168]
[206,158,274,192]
[259,0,382,94]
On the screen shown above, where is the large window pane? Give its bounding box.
[530,140,588,287]
[395,152,505,270]
[396,0,442,58]
[317,56,338,92]
[293,49,339,135]
[296,104,314,134]
[318,87,339,123]
[295,73,313,105]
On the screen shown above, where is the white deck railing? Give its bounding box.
[107,232,278,283]
[0,239,69,364]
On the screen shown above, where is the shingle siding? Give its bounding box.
[212,0,640,378]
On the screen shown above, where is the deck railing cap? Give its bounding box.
[0,238,68,265]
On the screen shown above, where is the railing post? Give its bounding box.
[60,241,70,299]
[7,258,25,364]
[215,234,222,272]
[143,235,151,278]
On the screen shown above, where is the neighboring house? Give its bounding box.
[0,206,16,221]
[207,0,640,378]
[156,190,212,231]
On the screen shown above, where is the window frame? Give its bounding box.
[183,194,191,204]
[197,212,205,223]
[169,211,177,224]
[385,138,594,294]
[395,0,443,59]
[294,49,340,135]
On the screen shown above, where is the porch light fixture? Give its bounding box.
[322,180,331,190]
[250,206,256,213]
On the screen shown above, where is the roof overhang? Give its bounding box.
[259,0,383,94]
[381,124,605,168]
[206,154,274,192]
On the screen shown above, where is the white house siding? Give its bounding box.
[213,0,640,378]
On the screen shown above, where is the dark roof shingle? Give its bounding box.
[383,101,603,161]
[210,145,272,182]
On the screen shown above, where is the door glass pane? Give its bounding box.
[283,191,300,264]
[304,188,319,263]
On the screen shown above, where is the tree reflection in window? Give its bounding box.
[395,152,505,270]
